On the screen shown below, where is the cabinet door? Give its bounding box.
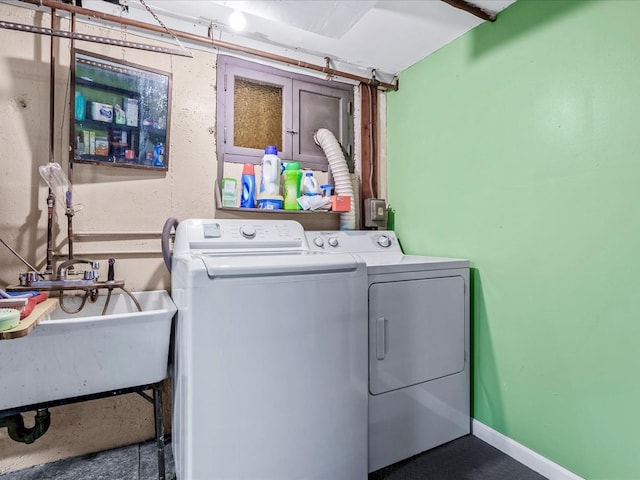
[222,64,293,163]
[369,276,465,395]
[293,80,352,171]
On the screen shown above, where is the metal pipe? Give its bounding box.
[73,231,163,237]
[67,10,76,262]
[0,236,44,277]
[53,250,164,256]
[24,0,398,91]
[49,8,55,165]
[45,7,56,274]
[0,409,51,444]
[441,0,496,22]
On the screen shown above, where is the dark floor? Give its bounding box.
[0,440,174,480]
[1,435,547,480]
[370,435,547,480]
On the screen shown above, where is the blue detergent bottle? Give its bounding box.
[153,143,165,167]
[75,91,85,121]
[240,163,256,208]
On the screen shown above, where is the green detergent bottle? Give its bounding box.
[283,162,302,210]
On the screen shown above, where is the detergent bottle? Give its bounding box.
[302,171,320,196]
[240,163,256,208]
[282,162,302,210]
[260,146,281,195]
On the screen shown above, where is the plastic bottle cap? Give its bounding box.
[305,172,313,177]
[285,162,300,171]
[264,145,278,155]
[242,163,255,175]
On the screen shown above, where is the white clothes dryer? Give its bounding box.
[171,219,368,480]
[306,230,470,473]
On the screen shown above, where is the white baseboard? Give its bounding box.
[472,419,584,480]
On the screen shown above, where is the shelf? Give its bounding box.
[214,182,338,216]
[76,77,138,97]
[0,299,59,340]
[75,119,133,131]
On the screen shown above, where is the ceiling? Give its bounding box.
[81,0,517,84]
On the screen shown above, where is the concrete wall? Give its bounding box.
[0,4,218,472]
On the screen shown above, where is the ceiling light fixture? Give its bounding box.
[229,10,246,31]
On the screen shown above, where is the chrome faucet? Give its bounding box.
[56,258,100,281]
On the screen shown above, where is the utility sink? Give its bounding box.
[0,290,176,411]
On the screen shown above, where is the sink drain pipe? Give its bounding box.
[0,409,51,444]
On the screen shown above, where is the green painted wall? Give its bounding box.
[386,1,640,478]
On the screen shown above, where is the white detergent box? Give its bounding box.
[90,102,113,123]
[125,98,139,127]
[221,178,237,207]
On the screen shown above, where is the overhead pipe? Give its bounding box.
[20,0,398,91]
[441,0,496,22]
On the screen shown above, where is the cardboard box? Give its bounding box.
[95,136,109,156]
[82,130,90,154]
[330,195,351,212]
[90,102,113,123]
[125,98,139,127]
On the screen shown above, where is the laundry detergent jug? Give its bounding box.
[260,145,281,195]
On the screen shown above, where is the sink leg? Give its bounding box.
[153,383,166,480]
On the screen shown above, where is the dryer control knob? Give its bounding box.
[240,225,256,239]
[327,236,339,247]
[313,237,324,248]
[377,235,391,248]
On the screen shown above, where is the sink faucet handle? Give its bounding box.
[107,258,115,282]
[83,270,97,281]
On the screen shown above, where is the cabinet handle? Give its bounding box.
[376,317,386,360]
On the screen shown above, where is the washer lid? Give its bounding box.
[196,251,362,278]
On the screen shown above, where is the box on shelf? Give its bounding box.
[95,136,109,156]
[82,130,90,154]
[90,102,113,123]
[221,178,237,207]
[124,98,138,127]
[330,195,351,212]
[89,131,96,155]
[114,104,126,125]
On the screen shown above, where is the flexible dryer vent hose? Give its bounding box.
[313,128,356,230]
[162,217,179,272]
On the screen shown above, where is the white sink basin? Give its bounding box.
[0,290,176,411]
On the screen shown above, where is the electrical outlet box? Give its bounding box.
[364,198,387,228]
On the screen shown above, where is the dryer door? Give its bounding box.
[369,276,465,395]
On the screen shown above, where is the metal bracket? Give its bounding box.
[324,56,334,82]
[0,20,192,57]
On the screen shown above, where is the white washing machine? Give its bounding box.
[171,219,368,480]
[306,230,470,473]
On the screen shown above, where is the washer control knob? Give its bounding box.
[240,225,256,239]
[377,235,391,248]
[313,237,324,248]
[328,236,339,247]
